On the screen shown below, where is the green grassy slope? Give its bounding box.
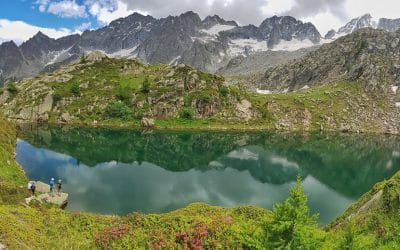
[0,54,394,133]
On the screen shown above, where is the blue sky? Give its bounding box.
[0,0,96,30]
[1,0,400,44]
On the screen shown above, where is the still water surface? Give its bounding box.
[16,126,400,224]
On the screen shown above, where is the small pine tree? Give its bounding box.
[80,53,87,64]
[140,77,150,94]
[263,176,322,248]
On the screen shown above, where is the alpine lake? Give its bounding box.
[16,125,400,224]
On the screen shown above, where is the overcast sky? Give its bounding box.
[1,0,400,44]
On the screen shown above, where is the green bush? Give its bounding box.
[183,95,193,107]
[140,77,150,94]
[52,92,62,104]
[219,86,229,97]
[105,101,131,119]
[263,176,323,249]
[133,108,145,120]
[0,88,3,95]
[6,83,18,94]
[80,54,87,64]
[116,86,132,104]
[179,107,194,120]
[70,82,81,96]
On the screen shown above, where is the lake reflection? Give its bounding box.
[16,126,400,224]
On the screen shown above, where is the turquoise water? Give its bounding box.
[16,125,400,224]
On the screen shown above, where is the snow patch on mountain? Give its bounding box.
[271,39,315,51]
[201,24,236,36]
[228,39,269,56]
[107,47,138,59]
[45,48,72,66]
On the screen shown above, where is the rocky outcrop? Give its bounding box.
[0,242,6,250]
[141,118,155,128]
[259,16,321,48]
[261,28,400,92]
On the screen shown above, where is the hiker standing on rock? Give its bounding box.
[57,179,62,196]
[49,178,55,196]
[27,181,36,197]
[31,181,36,197]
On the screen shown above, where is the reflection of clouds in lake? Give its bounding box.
[227,148,259,160]
[270,156,299,169]
[17,139,355,224]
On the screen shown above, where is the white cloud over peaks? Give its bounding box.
[86,0,139,24]
[47,0,87,18]
[0,19,79,45]
[76,21,92,31]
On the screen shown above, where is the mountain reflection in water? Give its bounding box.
[16,125,400,224]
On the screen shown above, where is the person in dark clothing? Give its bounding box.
[30,181,36,197]
[57,179,62,196]
[49,178,55,196]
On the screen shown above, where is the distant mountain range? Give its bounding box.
[0,12,400,82]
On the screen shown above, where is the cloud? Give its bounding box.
[76,21,92,31]
[0,19,79,45]
[283,0,348,20]
[118,0,269,25]
[86,0,134,24]
[35,0,50,12]
[47,0,87,18]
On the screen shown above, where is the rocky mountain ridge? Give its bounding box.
[325,13,400,39]
[261,28,400,92]
[0,11,321,82]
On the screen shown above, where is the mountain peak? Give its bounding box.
[338,13,376,34]
[202,14,238,28]
[33,31,48,38]
[0,40,18,49]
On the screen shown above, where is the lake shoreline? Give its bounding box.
[13,119,400,136]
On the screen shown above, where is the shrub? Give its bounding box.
[176,224,211,250]
[133,108,145,120]
[140,77,150,94]
[263,176,323,249]
[179,107,194,120]
[105,101,131,119]
[183,95,193,107]
[52,92,62,104]
[116,86,132,104]
[219,86,229,97]
[95,224,130,249]
[6,83,18,94]
[0,87,3,95]
[70,82,81,96]
[80,54,87,64]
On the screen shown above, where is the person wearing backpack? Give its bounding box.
[49,178,55,196]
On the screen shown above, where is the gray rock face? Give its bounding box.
[324,29,336,39]
[259,16,321,47]
[378,18,400,32]
[338,14,376,35]
[0,12,322,81]
[260,28,400,92]
[329,14,400,38]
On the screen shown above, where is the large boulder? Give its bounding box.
[141,118,155,128]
